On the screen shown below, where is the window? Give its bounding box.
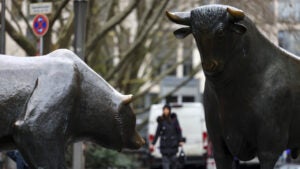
[166,95,177,104]
[166,64,177,76]
[182,96,195,102]
[183,62,192,76]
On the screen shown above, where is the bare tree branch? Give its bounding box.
[86,0,139,56]
[135,63,202,114]
[106,0,170,81]
[55,13,74,49]
[133,57,187,101]
[1,13,36,55]
[5,6,22,34]
[12,0,36,38]
[49,0,70,28]
[136,0,159,35]
[155,64,202,102]
[105,0,117,21]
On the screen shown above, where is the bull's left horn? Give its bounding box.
[227,7,245,20]
[166,11,191,26]
[122,94,133,104]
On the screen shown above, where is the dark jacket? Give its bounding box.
[152,113,183,156]
[6,151,29,169]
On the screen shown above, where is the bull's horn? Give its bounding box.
[166,11,191,26]
[122,94,133,104]
[227,7,245,20]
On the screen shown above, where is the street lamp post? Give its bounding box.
[73,1,87,169]
[0,2,5,168]
[0,0,5,54]
[74,0,87,60]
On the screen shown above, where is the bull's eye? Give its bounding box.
[215,23,225,39]
[215,26,225,38]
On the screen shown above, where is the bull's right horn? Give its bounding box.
[166,11,191,26]
[227,7,245,21]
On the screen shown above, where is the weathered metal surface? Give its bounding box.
[167,4,300,169]
[0,49,144,169]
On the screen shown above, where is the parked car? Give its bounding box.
[147,103,208,169]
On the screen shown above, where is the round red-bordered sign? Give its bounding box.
[32,14,49,37]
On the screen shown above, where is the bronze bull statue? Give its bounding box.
[167,4,300,169]
[0,49,145,169]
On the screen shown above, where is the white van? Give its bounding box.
[147,103,208,168]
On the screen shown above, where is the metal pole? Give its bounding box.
[0,151,3,169]
[73,142,85,169]
[74,0,87,60]
[0,0,6,54]
[40,36,43,55]
[73,1,87,169]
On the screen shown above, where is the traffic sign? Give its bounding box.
[30,2,52,15]
[32,14,49,37]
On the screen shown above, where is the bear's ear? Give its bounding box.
[174,27,192,39]
[231,23,247,35]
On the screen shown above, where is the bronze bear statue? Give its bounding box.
[0,49,145,169]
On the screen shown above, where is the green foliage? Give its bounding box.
[85,144,140,169]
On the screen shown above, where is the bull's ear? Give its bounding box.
[174,27,192,39]
[231,23,247,34]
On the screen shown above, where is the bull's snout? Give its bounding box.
[126,131,145,149]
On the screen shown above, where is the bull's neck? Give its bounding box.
[247,26,280,67]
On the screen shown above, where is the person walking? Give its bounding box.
[150,105,184,169]
[6,150,29,169]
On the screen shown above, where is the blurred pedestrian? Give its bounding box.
[233,156,240,169]
[150,105,184,169]
[6,150,29,169]
[0,153,3,169]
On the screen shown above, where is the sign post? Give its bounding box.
[32,14,49,55]
[0,0,6,54]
